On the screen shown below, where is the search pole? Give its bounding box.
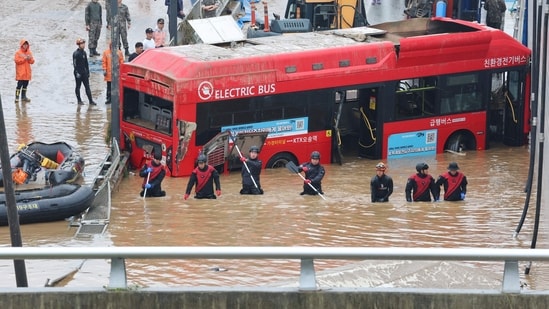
[110,0,120,145]
[168,0,178,45]
[0,94,28,287]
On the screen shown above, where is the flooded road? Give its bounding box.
[1,0,547,291]
[3,145,549,290]
[101,146,549,289]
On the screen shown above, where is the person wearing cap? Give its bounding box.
[184,154,221,200]
[153,18,167,48]
[370,162,393,202]
[101,41,124,104]
[434,162,468,201]
[239,145,263,195]
[85,0,102,56]
[297,151,325,196]
[139,151,166,197]
[72,38,97,105]
[128,42,144,62]
[143,28,155,50]
[14,39,34,103]
[405,162,436,202]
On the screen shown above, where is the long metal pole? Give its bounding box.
[0,94,28,287]
[110,0,120,146]
[525,0,548,275]
[514,0,538,237]
[168,0,178,45]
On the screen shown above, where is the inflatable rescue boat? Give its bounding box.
[0,184,94,225]
[0,142,85,187]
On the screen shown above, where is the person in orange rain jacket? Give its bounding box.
[101,41,124,104]
[14,39,35,103]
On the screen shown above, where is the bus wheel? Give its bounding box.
[266,153,297,169]
[445,131,476,153]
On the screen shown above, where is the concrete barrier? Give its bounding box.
[3,246,549,308]
[1,288,549,308]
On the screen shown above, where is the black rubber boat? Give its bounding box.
[0,141,85,187]
[0,184,94,226]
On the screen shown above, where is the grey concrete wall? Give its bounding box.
[1,288,549,309]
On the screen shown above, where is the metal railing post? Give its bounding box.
[299,258,317,290]
[109,257,127,289]
[502,260,520,293]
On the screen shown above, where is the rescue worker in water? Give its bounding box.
[298,151,325,195]
[139,151,166,197]
[434,162,468,201]
[184,154,222,199]
[405,162,437,202]
[370,162,393,202]
[240,145,264,195]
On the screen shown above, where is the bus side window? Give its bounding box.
[262,108,283,121]
[440,98,450,114]
[420,89,436,115]
[123,88,140,119]
[397,92,419,118]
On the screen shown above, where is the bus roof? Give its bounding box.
[124,18,530,83]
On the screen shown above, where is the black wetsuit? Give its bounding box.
[371,174,393,202]
[298,162,325,195]
[240,157,263,194]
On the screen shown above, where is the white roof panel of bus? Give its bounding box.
[166,27,387,61]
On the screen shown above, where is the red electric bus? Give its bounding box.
[119,17,531,177]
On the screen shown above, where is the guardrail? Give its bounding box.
[2,247,547,293]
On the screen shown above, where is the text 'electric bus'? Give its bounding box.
[119,17,531,177]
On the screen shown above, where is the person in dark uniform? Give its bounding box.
[72,38,96,105]
[370,162,393,202]
[85,0,102,56]
[298,151,325,196]
[139,151,166,197]
[240,145,263,195]
[184,154,221,199]
[434,162,468,201]
[484,0,506,29]
[106,0,132,56]
[165,0,185,19]
[405,162,436,202]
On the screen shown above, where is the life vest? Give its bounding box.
[193,165,215,193]
[441,171,464,199]
[12,168,28,185]
[411,173,431,201]
[142,163,163,186]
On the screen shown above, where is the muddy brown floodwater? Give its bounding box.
[2,146,549,289]
[1,0,546,291]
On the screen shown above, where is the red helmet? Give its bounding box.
[76,38,86,45]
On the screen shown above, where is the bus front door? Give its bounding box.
[358,88,378,159]
[489,71,527,147]
[333,91,346,165]
[502,71,527,147]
